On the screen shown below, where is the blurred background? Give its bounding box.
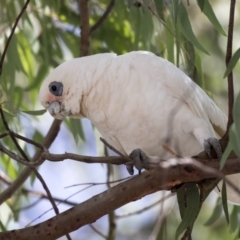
[0,0,240,239]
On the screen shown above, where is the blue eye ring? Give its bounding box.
[49,81,63,96]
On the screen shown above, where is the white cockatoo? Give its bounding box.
[39,51,240,204]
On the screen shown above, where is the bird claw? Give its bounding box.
[127,148,149,175]
[204,137,222,159]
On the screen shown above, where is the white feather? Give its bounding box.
[39,51,240,204]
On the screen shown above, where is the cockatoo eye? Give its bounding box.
[49,81,63,96]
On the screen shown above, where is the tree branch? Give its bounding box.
[1,157,240,240]
[79,0,90,57]
[0,0,30,76]
[90,0,115,34]
[0,119,61,205]
[222,0,236,140]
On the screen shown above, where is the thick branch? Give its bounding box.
[1,157,240,240]
[79,0,90,56]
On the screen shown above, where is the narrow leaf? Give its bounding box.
[165,18,174,63]
[224,48,240,78]
[22,109,47,116]
[177,187,186,219]
[222,181,229,224]
[204,198,222,226]
[230,124,240,157]
[178,3,209,55]
[66,118,85,143]
[233,92,240,133]
[175,184,200,239]
[197,0,226,36]
[0,85,7,104]
[229,206,240,234]
[197,0,205,12]
[195,52,205,89]
[172,0,180,27]
[220,142,233,169]
[154,0,165,21]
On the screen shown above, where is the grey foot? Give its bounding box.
[126,148,149,175]
[204,138,222,159]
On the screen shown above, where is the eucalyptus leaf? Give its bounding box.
[229,124,240,157]
[233,92,240,133]
[224,48,240,78]
[178,3,209,55]
[175,184,200,239]
[197,0,226,36]
[22,109,47,116]
[220,142,233,169]
[204,198,222,226]
[177,187,186,219]
[222,181,230,224]
[65,118,85,143]
[229,206,240,234]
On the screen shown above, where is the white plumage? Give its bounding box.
[39,51,240,204]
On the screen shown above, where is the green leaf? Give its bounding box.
[204,198,222,226]
[0,84,8,104]
[172,0,180,26]
[229,124,240,157]
[24,63,49,91]
[165,18,174,63]
[224,48,240,78]
[178,3,209,55]
[220,142,233,169]
[65,118,85,143]
[175,184,200,239]
[222,181,230,224]
[154,0,165,21]
[195,52,205,89]
[197,0,226,36]
[197,0,205,12]
[177,187,186,219]
[229,206,240,234]
[184,40,195,78]
[22,109,47,116]
[233,92,240,133]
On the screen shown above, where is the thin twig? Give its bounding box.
[0,108,30,161]
[79,0,90,57]
[116,193,174,218]
[0,0,30,76]
[0,119,61,205]
[65,176,131,189]
[0,108,71,239]
[1,131,45,150]
[225,0,236,134]
[89,224,107,239]
[90,0,115,34]
[100,137,128,158]
[0,144,130,167]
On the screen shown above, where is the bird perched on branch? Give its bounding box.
[39,51,240,205]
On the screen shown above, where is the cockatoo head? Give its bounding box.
[39,59,84,120]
